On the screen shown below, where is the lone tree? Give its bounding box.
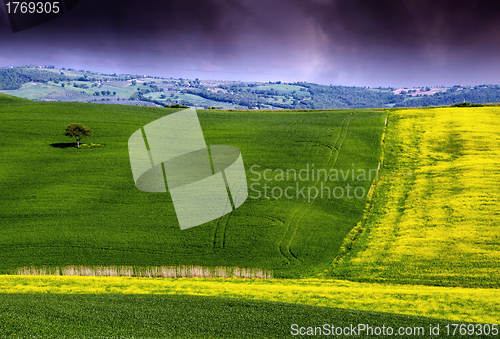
[64,123,93,148]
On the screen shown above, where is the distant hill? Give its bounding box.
[0,67,73,90]
[2,66,500,109]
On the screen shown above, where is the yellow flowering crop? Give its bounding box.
[335,107,500,288]
[0,275,498,323]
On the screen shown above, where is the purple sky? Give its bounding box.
[1,0,500,87]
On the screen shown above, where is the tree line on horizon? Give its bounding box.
[2,66,500,109]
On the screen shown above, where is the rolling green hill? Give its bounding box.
[0,93,385,277]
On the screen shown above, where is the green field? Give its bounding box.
[0,94,385,277]
[2,93,499,337]
[1,293,474,338]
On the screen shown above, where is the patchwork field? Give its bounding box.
[333,107,500,288]
[2,94,499,337]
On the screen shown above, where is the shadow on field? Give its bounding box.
[50,143,77,148]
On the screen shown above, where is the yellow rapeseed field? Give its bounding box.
[334,107,500,288]
[0,275,499,323]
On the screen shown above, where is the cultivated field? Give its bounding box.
[2,94,499,337]
[0,275,498,323]
[0,292,472,338]
[334,107,500,288]
[0,94,385,277]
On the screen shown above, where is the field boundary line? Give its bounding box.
[330,112,388,272]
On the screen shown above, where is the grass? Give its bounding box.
[333,107,500,287]
[0,93,385,278]
[0,275,498,324]
[0,293,473,339]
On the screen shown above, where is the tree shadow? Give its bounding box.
[50,143,77,148]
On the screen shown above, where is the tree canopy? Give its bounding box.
[64,123,93,148]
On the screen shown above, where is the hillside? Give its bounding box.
[3,66,500,109]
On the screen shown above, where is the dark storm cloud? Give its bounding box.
[291,0,500,85]
[2,0,500,86]
[296,0,500,52]
[47,0,500,54]
[22,0,304,55]
[0,0,323,79]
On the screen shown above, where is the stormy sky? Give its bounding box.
[1,0,500,87]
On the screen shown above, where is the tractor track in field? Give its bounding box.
[274,117,305,148]
[277,112,355,264]
[212,167,237,251]
[213,115,305,254]
[213,211,233,251]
